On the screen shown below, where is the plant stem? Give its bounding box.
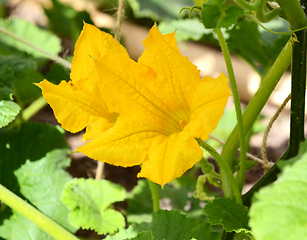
[276,0,307,30]
[283,29,307,158]
[243,16,307,208]
[0,27,71,69]
[22,96,47,121]
[148,180,160,212]
[197,139,242,204]
[0,184,79,240]
[220,39,292,198]
[215,29,247,194]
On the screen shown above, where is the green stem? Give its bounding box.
[243,17,307,208]
[22,96,47,121]
[233,0,255,11]
[0,184,79,240]
[220,39,292,198]
[276,0,307,30]
[148,180,160,212]
[215,29,247,194]
[197,139,242,204]
[0,27,71,69]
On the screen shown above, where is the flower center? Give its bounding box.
[179,119,187,129]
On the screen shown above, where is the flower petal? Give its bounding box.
[93,55,183,133]
[138,26,201,117]
[36,80,116,133]
[186,73,231,139]
[138,131,203,187]
[71,23,128,91]
[78,116,162,166]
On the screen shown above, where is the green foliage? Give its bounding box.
[0,149,76,239]
[200,0,244,29]
[227,19,290,75]
[0,18,61,58]
[0,100,20,128]
[112,210,220,240]
[204,198,251,235]
[151,210,219,239]
[14,149,77,232]
[61,178,126,235]
[44,0,94,42]
[0,122,68,198]
[126,0,195,20]
[105,223,151,240]
[0,211,54,240]
[249,140,307,240]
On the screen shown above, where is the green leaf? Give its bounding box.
[126,230,154,240]
[158,18,214,41]
[0,122,67,201]
[14,149,77,232]
[45,63,70,85]
[204,198,251,235]
[0,211,53,240]
[0,100,20,128]
[151,210,219,239]
[62,178,126,235]
[0,18,61,58]
[249,140,307,240]
[126,0,195,21]
[201,0,244,29]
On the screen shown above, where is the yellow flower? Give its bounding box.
[37,23,230,187]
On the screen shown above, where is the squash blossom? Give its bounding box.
[37,23,231,187]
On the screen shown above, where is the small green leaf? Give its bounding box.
[0,100,20,128]
[62,178,126,235]
[152,210,219,239]
[0,211,53,240]
[201,0,243,29]
[204,198,251,235]
[14,149,77,233]
[0,18,61,58]
[126,230,154,240]
[249,140,307,240]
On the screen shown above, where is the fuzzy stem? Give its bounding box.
[0,184,79,240]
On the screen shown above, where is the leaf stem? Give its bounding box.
[0,26,71,69]
[148,180,160,212]
[22,96,47,121]
[215,28,247,194]
[197,139,242,204]
[0,184,79,240]
[220,39,292,199]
